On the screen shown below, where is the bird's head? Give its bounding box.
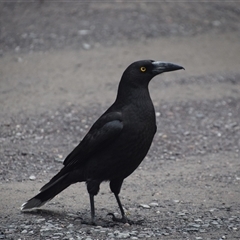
[121,60,184,88]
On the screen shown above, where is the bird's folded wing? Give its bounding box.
[63,112,123,167]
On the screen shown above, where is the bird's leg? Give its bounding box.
[108,193,144,225]
[115,192,125,218]
[108,179,131,224]
[85,180,100,225]
[108,179,143,225]
[107,192,129,223]
[89,194,96,225]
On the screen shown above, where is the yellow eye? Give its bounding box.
[140,66,146,72]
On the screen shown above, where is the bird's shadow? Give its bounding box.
[22,208,68,218]
[21,209,145,227]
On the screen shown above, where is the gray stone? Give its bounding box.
[139,204,150,209]
[116,232,130,239]
[149,202,159,207]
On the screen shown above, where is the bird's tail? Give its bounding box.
[21,173,71,211]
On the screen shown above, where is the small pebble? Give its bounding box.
[35,218,45,223]
[29,175,36,180]
[162,232,169,236]
[116,232,130,239]
[149,202,159,207]
[15,46,20,52]
[17,57,23,62]
[82,43,91,50]
[202,224,210,228]
[130,231,138,236]
[209,208,217,212]
[55,157,64,163]
[212,20,221,27]
[78,29,90,35]
[188,223,201,228]
[53,233,64,236]
[194,218,202,222]
[67,224,74,228]
[178,212,186,216]
[139,204,150,209]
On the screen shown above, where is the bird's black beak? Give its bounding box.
[152,61,184,74]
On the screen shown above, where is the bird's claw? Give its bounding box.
[107,213,138,225]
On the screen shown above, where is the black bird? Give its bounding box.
[21,60,184,224]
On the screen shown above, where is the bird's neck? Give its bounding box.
[115,81,152,107]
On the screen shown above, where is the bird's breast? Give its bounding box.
[86,99,157,180]
[118,103,156,158]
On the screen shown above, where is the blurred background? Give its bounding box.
[1,1,240,116]
[1,2,240,52]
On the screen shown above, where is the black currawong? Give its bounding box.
[21,60,184,225]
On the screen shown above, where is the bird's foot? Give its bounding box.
[107,213,129,224]
[107,213,143,225]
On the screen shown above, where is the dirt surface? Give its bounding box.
[0,2,240,240]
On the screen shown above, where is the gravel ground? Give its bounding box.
[1,74,240,239]
[1,2,240,240]
[1,78,240,182]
